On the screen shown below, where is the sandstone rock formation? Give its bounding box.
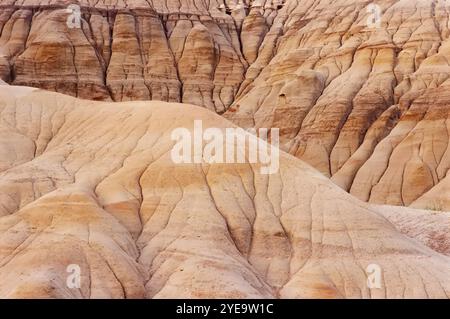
[1,0,449,209]
[377,205,450,257]
[0,85,449,298]
[0,0,285,113]
[224,0,450,210]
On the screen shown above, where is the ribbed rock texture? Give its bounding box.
[1,0,449,210]
[225,0,450,210]
[0,0,284,113]
[0,85,449,298]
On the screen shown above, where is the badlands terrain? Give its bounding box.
[0,0,449,298]
[0,85,449,298]
[1,0,450,209]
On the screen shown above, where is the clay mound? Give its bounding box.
[0,86,449,298]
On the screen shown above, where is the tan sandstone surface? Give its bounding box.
[376,205,450,257]
[0,85,449,298]
[0,0,285,113]
[1,0,449,209]
[224,0,450,210]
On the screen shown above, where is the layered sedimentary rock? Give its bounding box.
[0,0,284,112]
[0,85,449,298]
[225,0,450,210]
[0,0,449,208]
[377,206,450,257]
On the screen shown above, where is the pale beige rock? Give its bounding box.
[225,0,450,208]
[12,8,110,100]
[0,0,449,209]
[0,0,283,109]
[178,24,217,111]
[411,173,450,212]
[376,205,450,257]
[0,86,449,299]
[241,9,269,65]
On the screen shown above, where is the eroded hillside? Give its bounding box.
[0,85,449,298]
[0,0,285,113]
[226,0,450,211]
[0,0,449,209]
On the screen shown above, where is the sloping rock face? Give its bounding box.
[0,85,449,298]
[224,0,450,210]
[1,0,449,210]
[376,205,450,257]
[0,0,284,113]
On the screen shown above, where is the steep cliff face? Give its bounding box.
[1,0,449,210]
[0,85,449,298]
[0,0,283,113]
